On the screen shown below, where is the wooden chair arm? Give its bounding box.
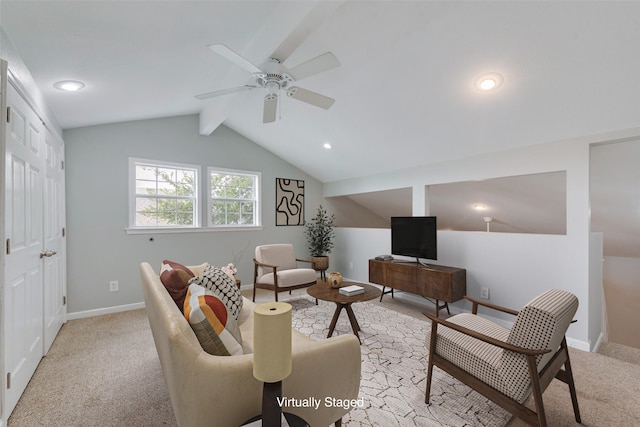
[464,295,520,316]
[423,312,551,357]
[253,258,278,269]
[295,258,313,264]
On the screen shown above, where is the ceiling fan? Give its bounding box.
[195,44,340,123]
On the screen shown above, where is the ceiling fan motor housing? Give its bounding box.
[254,58,293,91]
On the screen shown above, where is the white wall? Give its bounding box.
[325,137,610,350]
[64,115,323,316]
[333,228,587,348]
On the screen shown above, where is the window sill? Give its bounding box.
[125,226,263,235]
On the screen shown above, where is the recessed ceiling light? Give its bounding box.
[474,73,503,91]
[473,204,487,210]
[323,143,332,150]
[53,80,85,92]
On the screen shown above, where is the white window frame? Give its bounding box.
[128,157,200,229]
[207,166,261,228]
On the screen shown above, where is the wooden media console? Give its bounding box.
[368,259,466,317]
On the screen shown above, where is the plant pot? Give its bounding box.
[311,256,329,271]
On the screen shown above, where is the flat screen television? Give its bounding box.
[391,216,437,261]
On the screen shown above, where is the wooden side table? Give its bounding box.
[307,281,382,344]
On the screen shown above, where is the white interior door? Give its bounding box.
[42,128,66,353]
[3,84,45,416]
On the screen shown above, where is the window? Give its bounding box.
[208,167,260,227]
[130,158,199,228]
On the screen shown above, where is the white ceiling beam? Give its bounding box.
[198,0,345,135]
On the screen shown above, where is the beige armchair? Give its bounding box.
[424,289,581,427]
[140,262,361,427]
[253,243,318,302]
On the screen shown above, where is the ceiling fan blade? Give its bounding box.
[287,52,340,81]
[286,86,335,110]
[208,44,263,74]
[263,94,278,123]
[195,85,256,100]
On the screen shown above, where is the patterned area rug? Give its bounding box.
[288,297,511,427]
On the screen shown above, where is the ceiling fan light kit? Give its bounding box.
[196,44,340,123]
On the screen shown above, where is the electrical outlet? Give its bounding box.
[109,280,119,292]
[480,287,490,299]
[349,261,354,270]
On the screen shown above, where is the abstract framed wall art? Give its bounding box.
[276,178,304,226]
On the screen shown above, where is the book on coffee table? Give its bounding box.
[339,285,365,296]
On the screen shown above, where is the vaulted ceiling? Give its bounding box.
[2,1,640,184]
[1,1,639,258]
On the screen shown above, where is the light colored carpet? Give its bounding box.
[7,309,175,426]
[7,291,640,426]
[288,297,511,426]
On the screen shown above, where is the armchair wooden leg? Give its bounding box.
[425,360,435,404]
[425,321,438,404]
[527,354,547,427]
[562,339,581,423]
[252,285,256,302]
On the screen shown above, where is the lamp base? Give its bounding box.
[262,381,283,427]
[242,412,309,427]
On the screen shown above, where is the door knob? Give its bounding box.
[40,250,57,258]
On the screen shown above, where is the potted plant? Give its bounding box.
[304,205,335,272]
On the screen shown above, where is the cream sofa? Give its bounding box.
[140,262,361,427]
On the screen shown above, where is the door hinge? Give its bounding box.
[62,227,66,237]
[6,106,10,123]
[61,160,64,170]
[63,296,67,306]
[6,372,10,389]
[6,238,10,255]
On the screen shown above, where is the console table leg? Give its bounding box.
[379,286,395,302]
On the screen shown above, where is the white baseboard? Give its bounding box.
[588,332,605,353]
[567,336,591,352]
[67,302,145,321]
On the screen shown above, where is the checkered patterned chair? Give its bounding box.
[424,289,581,427]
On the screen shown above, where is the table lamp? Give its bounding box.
[253,302,293,427]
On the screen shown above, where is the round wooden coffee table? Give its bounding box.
[307,281,382,344]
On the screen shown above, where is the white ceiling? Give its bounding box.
[2,1,640,184]
[1,1,638,258]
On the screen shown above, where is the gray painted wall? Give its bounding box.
[64,115,323,314]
